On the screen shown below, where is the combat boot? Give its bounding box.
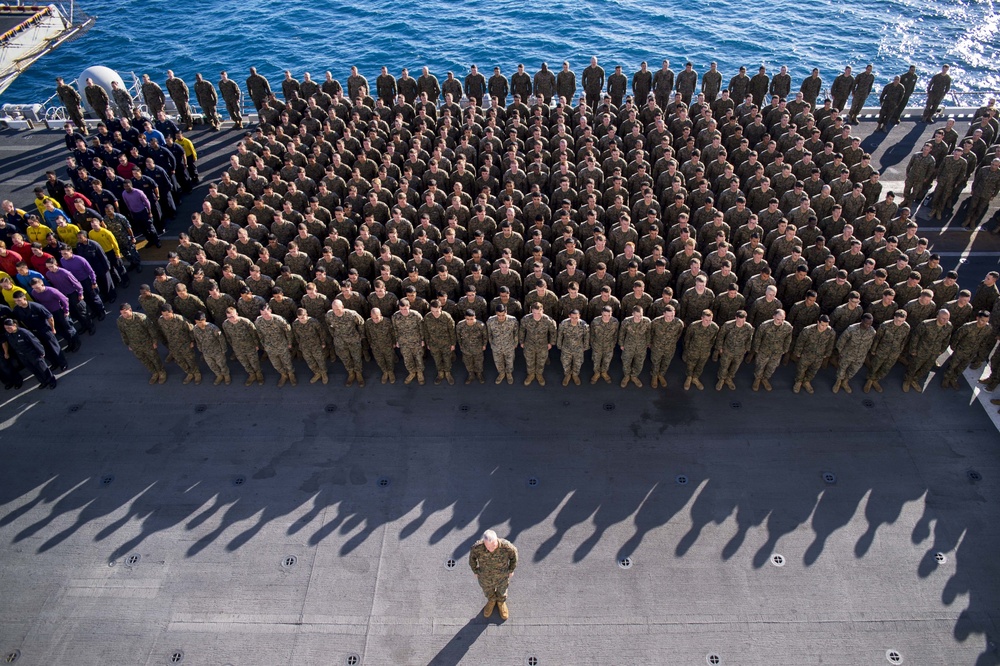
[683,376,692,390]
[434,372,444,385]
[404,372,415,384]
[417,372,425,385]
[312,373,322,384]
[149,372,158,385]
[911,380,923,393]
[871,380,882,393]
[321,372,329,385]
[661,375,670,388]
[863,379,873,393]
[496,372,505,384]
[631,376,642,387]
[244,374,255,387]
[752,377,761,391]
[841,380,852,394]
[506,373,513,384]
[525,374,535,386]
[591,372,600,384]
[183,373,194,385]
[193,372,202,385]
[621,376,630,388]
[651,375,659,388]
[691,378,703,390]
[562,374,571,386]
[804,381,814,394]
[466,374,474,385]
[256,372,265,385]
[725,379,735,390]
[902,379,911,392]
[498,601,509,620]
[761,378,772,391]
[214,374,223,386]
[288,372,297,386]
[716,379,725,391]
[356,372,365,387]
[158,371,167,384]
[572,374,580,385]
[832,379,841,393]
[601,372,611,383]
[278,373,288,387]
[793,381,802,393]
[483,600,495,618]
[537,375,546,386]
[478,373,485,384]
[445,372,454,385]
[223,372,231,385]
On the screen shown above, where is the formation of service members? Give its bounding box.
[89,59,1000,395]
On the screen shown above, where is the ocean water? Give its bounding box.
[2,0,999,104]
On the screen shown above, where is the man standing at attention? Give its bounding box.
[469,529,518,621]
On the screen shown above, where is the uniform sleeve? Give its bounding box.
[468,543,480,574]
[505,541,518,572]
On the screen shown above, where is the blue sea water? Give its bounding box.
[2,0,999,104]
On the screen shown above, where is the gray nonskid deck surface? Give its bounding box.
[0,115,998,666]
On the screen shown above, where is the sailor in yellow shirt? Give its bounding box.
[86,219,129,286]
[173,130,199,185]
[33,191,62,218]
[0,277,29,307]
[55,218,82,247]
[25,217,54,245]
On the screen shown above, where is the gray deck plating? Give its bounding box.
[0,116,998,666]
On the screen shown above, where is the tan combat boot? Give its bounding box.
[193,372,202,385]
[591,372,600,384]
[524,373,535,386]
[498,601,509,620]
[832,379,841,393]
[417,372,425,385]
[385,372,393,384]
[911,380,922,393]
[804,381,814,394]
[496,372,505,385]
[683,376,692,390]
[466,374,474,385]
[793,381,802,393]
[288,372,297,387]
[871,380,882,393]
[691,378,703,390]
[620,376,630,388]
[149,372,158,385]
[158,371,167,384]
[662,375,670,388]
[223,372,231,385]
[761,378,772,391]
[841,380,851,394]
[725,379,735,390]
[902,379,910,392]
[278,373,288,387]
[601,372,611,383]
[244,373,255,387]
[752,377,761,391]
[405,372,416,385]
[445,372,454,385]
[256,372,265,385]
[214,374,223,386]
[311,373,322,384]
[572,374,580,385]
[183,373,194,385]
[478,373,485,384]
[483,600,495,618]
[863,379,873,393]
[506,373,513,384]
[631,376,642,387]
[562,374,571,386]
[537,375,545,386]
[716,379,725,391]
[356,372,365,387]
[434,372,444,385]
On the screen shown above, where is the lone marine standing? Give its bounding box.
[468,529,518,620]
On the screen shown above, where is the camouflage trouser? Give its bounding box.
[369,345,395,374]
[478,576,510,603]
[234,348,261,376]
[201,103,220,127]
[795,356,824,383]
[621,347,646,377]
[133,349,164,374]
[716,352,743,381]
[986,348,1000,388]
[171,349,199,375]
[942,352,974,382]
[650,345,677,377]
[265,346,294,375]
[491,348,514,375]
[202,351,229,378]
[334,341,363,373]
[428,345,453,374]
[223,98,242,124]
[836,359,865,382]
[459,347,484,374]
[755,353,781,379]
[904,353,938,384]
[684,351,710,378]
[560,350,584,376]
[868,353,899,383]
[399,343,424,375]
[931,181,958,212]
[524,345,547,376]
[591,344,615,374]
[175,101,193,127]
[903,177,931,205]
[67,105,85,130]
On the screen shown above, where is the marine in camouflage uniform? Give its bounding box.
[327,301,367,386]
[256,307,296,386]
[364,308,397,384]
[192,313,230,385]
[392,301,425,385]
[792,317,836,393]
[55,77,86,133]
[218,72,243,127]
[116,303,164,383]
[941,313,994,388]
[520,304,557,386]
[751,310,792,390]
[833,315,876,393]
[456,310,488,383]
[423,303,457,384]
[865,312,911,392]
[963,159,1000,230]
[904,311,953,392]
[468,530,518,620]
[165,71,194,130]
[650,307,684,388]
[487,307,519,384]
[194,73,220,130]
[618,307,652,387]
[980,336,1000,391]
[556,310,589,385]
[901,144,936,209]
[222,307,264,385]
[713,311,753,390]
[589,308,620,383]
[159,307,201,384]
[682,309,719,390]
[141,75,166,115]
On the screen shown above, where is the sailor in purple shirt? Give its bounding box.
[29,277,80,350]
[121,178,160,246]
[56,247,106,323]
[44,257,98,331]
